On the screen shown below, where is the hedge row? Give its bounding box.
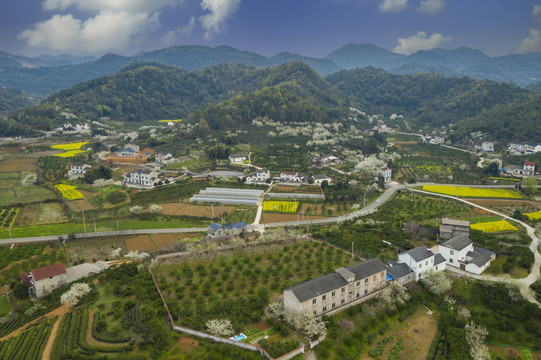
[92,311,131,343]
[0,317,56,360]
[0,307,49,338]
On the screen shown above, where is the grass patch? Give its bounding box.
[0,295,10,317]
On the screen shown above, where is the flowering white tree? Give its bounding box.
[458,307,471,319]
[21,173,37,187]
[353,155,386,176]
[149,204,162,214]
[421,271,452,295]
[129,205,143,215]
[111,247,122,258]
[269,302,326,338]
[465,321,490,360]
[377,281,410,309]
[206,319,234,337]
[125,251,139,260]
[61,283,92,307]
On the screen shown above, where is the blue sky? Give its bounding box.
[1,0,540,57]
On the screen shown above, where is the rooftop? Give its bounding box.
[441,234,473,251]
[31,263,67,281]
[465,251,493,267]
[386,260,412,279]
[441,218,470,227]
[401,246,434,262]
[313,173,331,180]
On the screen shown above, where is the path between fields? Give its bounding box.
[411,189,541,307]
[41,313,64,360]
[0,303,72,342]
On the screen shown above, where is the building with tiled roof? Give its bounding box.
[439,217,470,239]
[438,234,494,274]
[397,246,446,281]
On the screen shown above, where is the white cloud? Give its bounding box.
[200,0,241,39]
[417,0,445,14]
[42,0,183,13]
[180,16,196,36]
[533,4,541,24]
[393,31,452,55]
[161,17,196,47]
[19,11,157,53]
[517,29,541,53]
[379,0,407,12]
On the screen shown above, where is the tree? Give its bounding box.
[377,281,410,309]
[205,319,234,337]
[321,180,329,189]
[524,176,538,195]
[61,283,92,307]
[129,205,143,215]
[149,204,162,214]
[21,173,37,187]
[13,283,28,299]
[421,271,452,295]
[465,321,490,360]
[484,162,499,177]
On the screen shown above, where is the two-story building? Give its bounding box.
[397,246,446,281]
[280,171,304,183]
[229,154,247,163]
[439,217,470,239]
[438,234,494,274]
[69,163,92,177]
[375,167,392,183]
[116,143,140,157]
[123,169,157,187]
[283,258,387,316]
[155,152,174,165]
[246,169,270,183]
[20,263,67,298]
[523,161,536,176]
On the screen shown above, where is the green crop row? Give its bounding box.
[92,311,131,343]
[0,317,56,360]
[0,307,49,338]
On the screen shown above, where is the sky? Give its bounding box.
[1,0,541,58]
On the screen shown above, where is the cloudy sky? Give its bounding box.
[1,0,540,57]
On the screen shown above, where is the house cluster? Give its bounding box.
[425,135,445,145]
[20,261,108,298]
[284,231,494,316]
[61,123,90,132]
[508,142,541,155]
[243,169,333,186]
[503,161,537,177]
[123,169,161,187]
[312,154,343,165]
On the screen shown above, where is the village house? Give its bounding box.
[155,152,175,165]
[123,169,158,187]
[375,167,392,183]
[283,258,387,315]
[524,143,541,154]
[20,262,108,298]
[427,136,445,145]
[385,260,415,284]
[481,141,494,152]
[438,234,494,275]
[313,154,343,165]
[229,154,247,163]
[523,161,536,176]
[68,163,92,177]
[279,171,304,183]
[245,169,270,183]
[508,143,525,153]
[397,246,446,281]
[116,143,140,157]
[312,173,332,185]
[439,217,470,239]
[207,221,246,238]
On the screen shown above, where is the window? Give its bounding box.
[332,303,336,308]
[450,259,454,263]
[450,250,454,255]
[313,310,317,315]
[373,275,377,281]
[419,263,422,268]
[364,278,368,284]
[356,281,360,287]
[341,299,345,304]
[364,289,368,295]
[312,299,316,305]
[341,287,345,293]
[356,293,360,298]
[331,291,336,297]
[322,306,327,312]
[322,295,326,301]
[425,261,428,265]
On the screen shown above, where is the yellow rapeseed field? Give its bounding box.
[158,119,182,123]
[51,142,89,150]
[470,220,517,232]
[53,150,87,158]
[263,201,299,213]
[55,184,84,200]
[423,185,522,198]
[524,210,541,220]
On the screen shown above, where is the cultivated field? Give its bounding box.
[423,185,523,199]
[55,184,84,200]
[157,202,237,217]
[125,235,157,252]
[36,203,68,225]
[262,213,328,223]
[150,233,203,248]
[0,186,57,207]
[66,191,97,212]
[0,158,36,172]
[263,200,299,213]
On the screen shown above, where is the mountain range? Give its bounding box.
[3,44,541,96]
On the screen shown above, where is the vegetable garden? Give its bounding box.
[0,207,19,228]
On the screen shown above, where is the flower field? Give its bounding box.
[51,142,89,150]
[470,220,518,232]
[422,185,522,198]
[158,119,182,123]
[55,184,84,200]
[53,150,87,158]
[263,200,299,213]
[524,210,541,220]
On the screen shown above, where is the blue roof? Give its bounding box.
[386,274,394,282]
[224,221,246,230]
[118,147,136,153]
[208,223,222,231]
[527,143,539,147]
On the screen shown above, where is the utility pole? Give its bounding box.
[93,218,97,232]
[179,198,182,209]
[8,228,11,239]
[211,204,214,222]
[351,242,354,259]
[82,210,86,232]
[363,193,366,207]
[117,220,119,231]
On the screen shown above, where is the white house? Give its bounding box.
[314,154,343,164]
[375,167,392,183]
[508,143,525,153]
[523,161,536,176]
[229,154,247,163]
[397,246,446,281]
[481,142,494,152]
[280,171,304,183]
[312,174,332,185]
[69,163,92,176]
[156,152,175,165]
[246,169,270,183]
[438,234,494,274]
[524,143,541,154]
[116,143,140,157]
[123,169,157,187]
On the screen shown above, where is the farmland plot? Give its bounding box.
[55,184,84,200]
[263,201,299,213]
[0,187,56,207]
[0,158,36,172]
[36,203,68,224]
[423,185,523,199]
[0,172,20,189]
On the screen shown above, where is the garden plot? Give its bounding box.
[0,158,36,172]
[36,203,68,225]
[156,203,237,217]
[0,172,20,189]
[190,187,263,206]
[0,186,57,207]
[0,207,19,228]
[65,236,128,262]
[66,191,97,212]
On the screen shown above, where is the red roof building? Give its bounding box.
[31,263,67,281]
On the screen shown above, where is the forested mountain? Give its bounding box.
[0,88,38,113]
[326,43,403,69]
[270,52,340,76]
[0,50,95,68]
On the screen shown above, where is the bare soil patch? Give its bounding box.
[125,235,157,252]
[150,233,203,248]
[173,335,199,351]
[262,213,328,223]
[0,158,36,172]
[157,203,236,217]
[14,203,40,226]
[105,148,154,165]
[273,185,322,194]
[360,306,438,360]
[300,202,352,217]
[66,236,128,263]
[37,202,68,224]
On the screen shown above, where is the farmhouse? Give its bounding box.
[283,258,387,315]
[20,261,109,298]
[116,143,140,157]
[508,143,525,153]
[397,246,446,281]
[207,221,246,238]
[385,260,415,284]
[438,234,494,274]
[313,154,343,164]
[123,169,158,187]
[69,163,92,176]
[246,169,270,183]
[481,141,494,152]
[279,171,304,183]
[524,143,541,154]
[229,153,247,163]
[523,161,536,176]
[155,152,175,165]
[375,167,392,183]
[312,173,332,185]
[439,217,470,239]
